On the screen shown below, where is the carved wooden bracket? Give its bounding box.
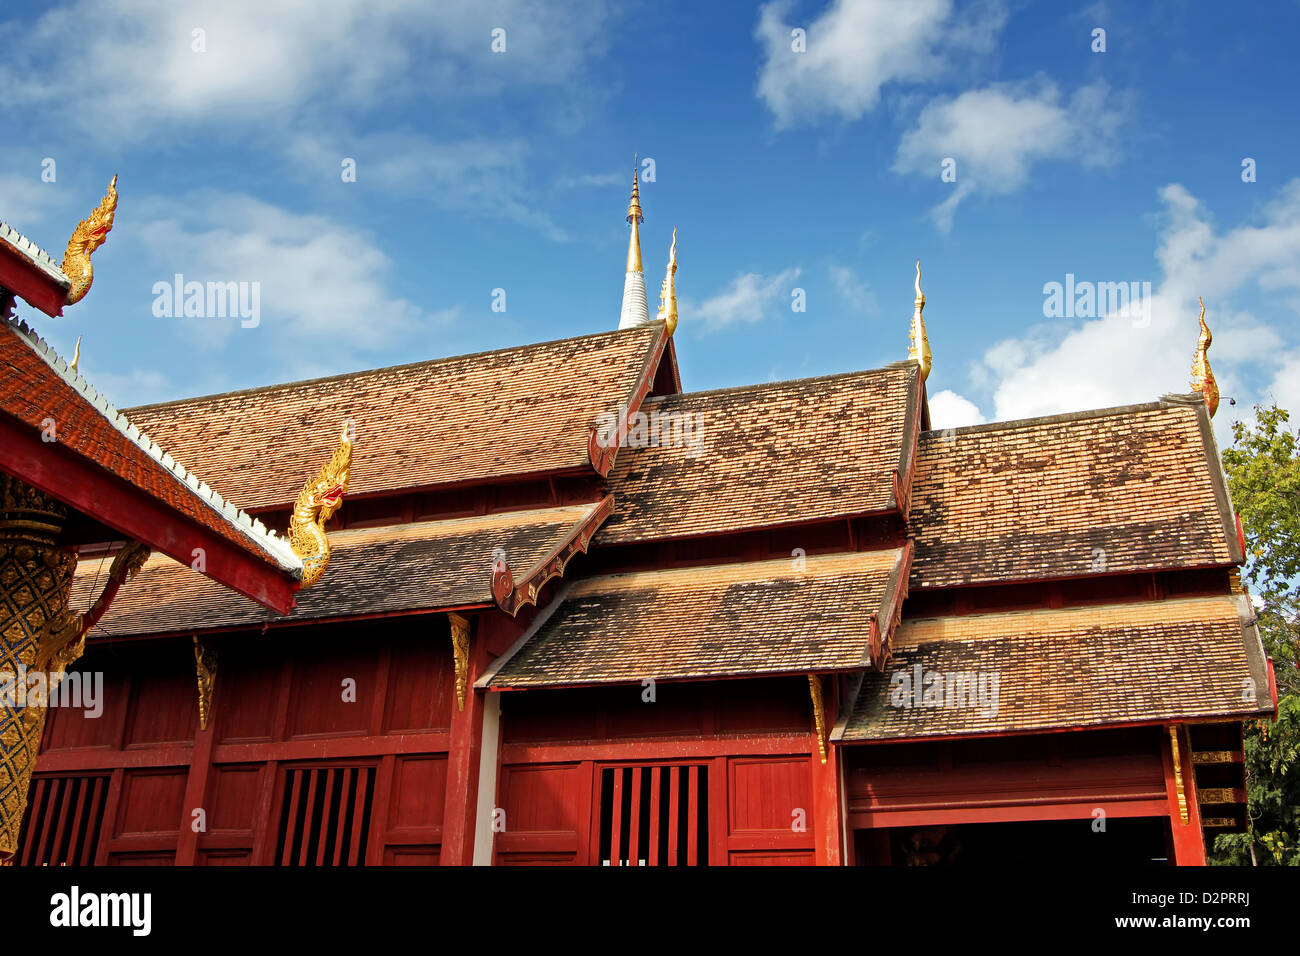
[808,674,828,765]
[449,612,471,712]
[1169,725,1189,824]
[193,636,217,731]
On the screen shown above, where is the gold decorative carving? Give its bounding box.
[62,175,118,305]
[449,613,470,712]
[1191,750,1237,765]
[1169,725,1188,824]
[656,228,678,336]
[289,423,353,588]
[1190,297,1219,418]
[1197,788,1240,804]
[193,637,217,731]
[808,674,828,765]
[909,259,932,382]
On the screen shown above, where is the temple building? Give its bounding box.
[2,173,1275,866]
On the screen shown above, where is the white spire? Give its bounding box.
[618,159,652,329]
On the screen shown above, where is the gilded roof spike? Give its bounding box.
[908,259,932,382]
[63,174,118,305]
[656,228,678,336]
[625,156,644,273]
[1190,296,1219,418]
[70,336,81,373]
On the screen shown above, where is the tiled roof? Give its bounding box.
[481,548,909,688]
[909,398,1239,589]
[596,364,920,545]
[126,324,667,510]
[0,221,69,287]
[1,318,299,572]
[74,503,607,637]
[837,594,1271,742]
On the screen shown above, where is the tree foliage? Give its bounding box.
[1213,404,1300,865]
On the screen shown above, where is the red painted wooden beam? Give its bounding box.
[0,241,67,317]
[0,414,298,614]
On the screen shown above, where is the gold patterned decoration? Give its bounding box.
[0,477,76,861]
[193,637,217,731]
[62,175,118,305]
[449,613,470,712]
[1190,297,1219,418]
[909,259,932,382]
[289,423,353,588]
[1169,725,1189,824]
[808,674,828,765]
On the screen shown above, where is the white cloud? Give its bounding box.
[683,268,802,330]
[928,389,986,428]
[0,0,611,136]
[967,179,1300,444]
[828,263,877,314]
[754,0,1006,128]
[291,132,569,241]
[133,194,453,358]
[894,78,1129,231]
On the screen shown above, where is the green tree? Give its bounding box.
[1213,404,1300,865]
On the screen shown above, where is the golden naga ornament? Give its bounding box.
[193,638,217,731]
[656,227,679,336]
[909,259,932,382]
[1190,297,1219,418]
[289,423,353,588]
[62,175,118,305]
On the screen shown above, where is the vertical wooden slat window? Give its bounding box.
[18,774,110,866]
[598,763,708,866]
[273,764,376,867]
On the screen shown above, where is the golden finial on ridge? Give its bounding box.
[908,259,932,382]
[70,336,81,373]
[1190,296,1219,418]
[657,227,678,336]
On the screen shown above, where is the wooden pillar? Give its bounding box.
[440,613,493,865]
[174,640,218,866]
[811,744,844,865]
[1162,724,1206,866]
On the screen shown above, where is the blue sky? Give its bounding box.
[2,0,1298,444]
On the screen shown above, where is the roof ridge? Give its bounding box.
[126,322,664,412]
[2,316,301,572]
[640,362,914,404]
[923,395,1200,438]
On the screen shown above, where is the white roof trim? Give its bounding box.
[0,221,71,288]
[3,315,303,575]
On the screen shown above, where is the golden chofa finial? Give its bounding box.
[908,259,932,382]
[70,336,81,373]
[625,156,644,273]
[62,174,118,305]
[656,228,678,336]
[1190,296,1219,417]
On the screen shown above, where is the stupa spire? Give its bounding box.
[618,156,651,329]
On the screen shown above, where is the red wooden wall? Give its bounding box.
[22,617,457,866]
[493,679,822,865]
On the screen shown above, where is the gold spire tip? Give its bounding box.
[1190,295,1219,418]
[908,259,932,382]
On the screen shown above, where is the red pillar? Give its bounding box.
[811,745,843,865]
[1162,724,1205,866]
[440,621,492,866]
